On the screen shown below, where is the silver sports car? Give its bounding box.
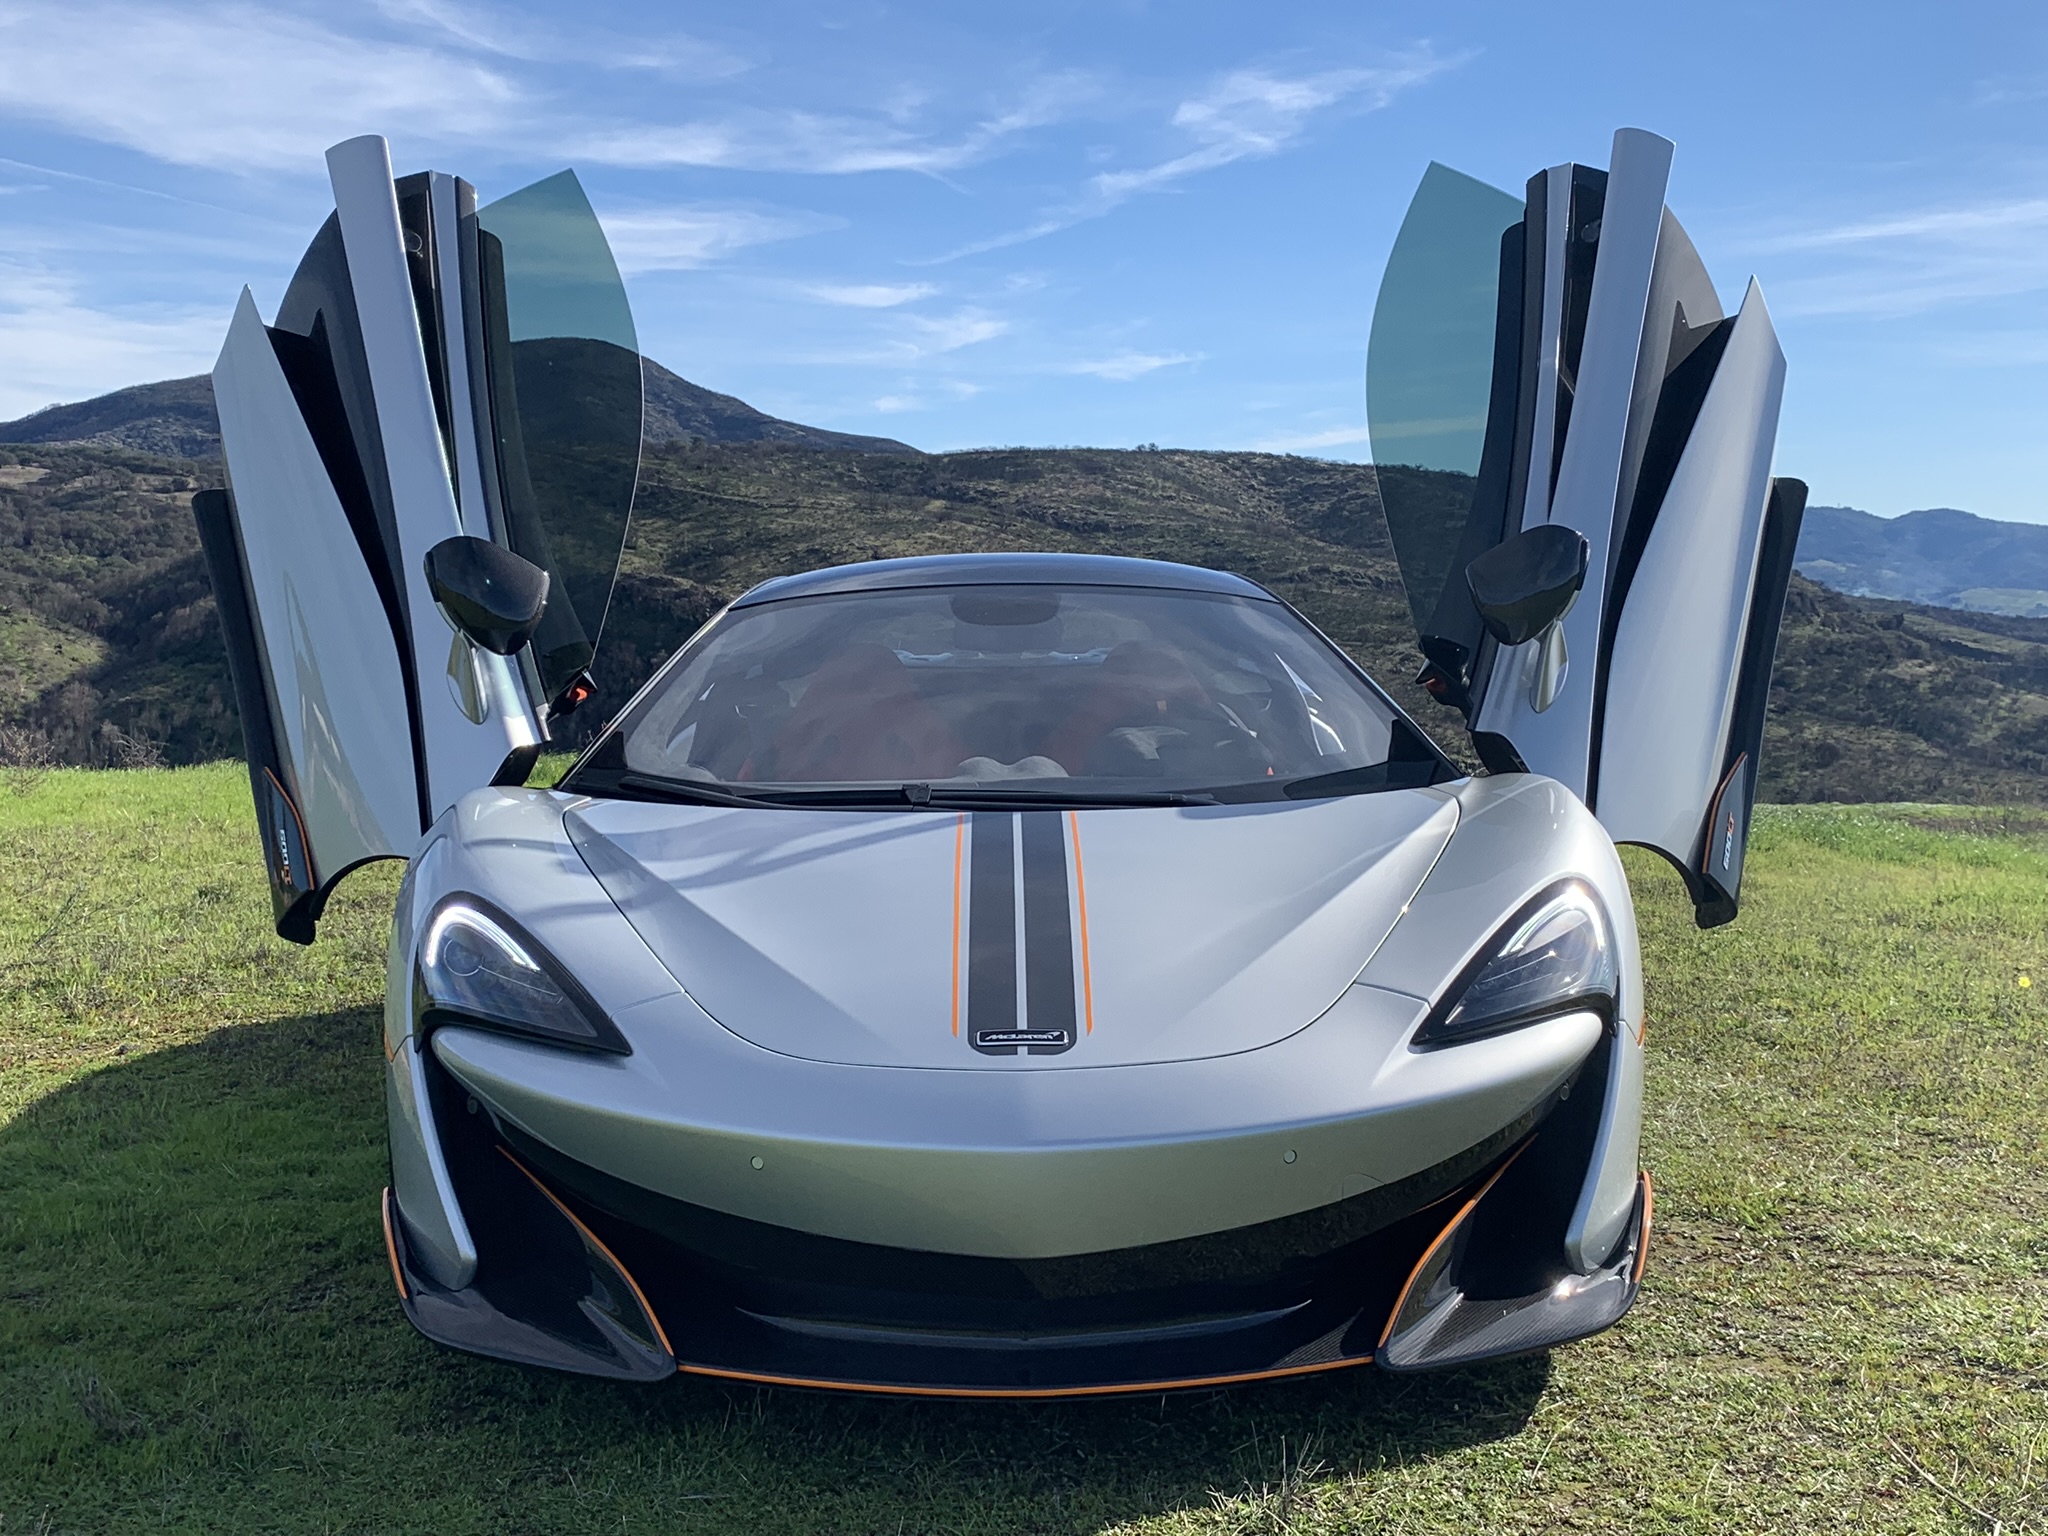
[197,129,1802,1394]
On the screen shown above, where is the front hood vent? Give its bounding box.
[565,793,1457,1070]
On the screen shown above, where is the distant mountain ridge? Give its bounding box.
[0,359,918,460]
[1797,504,2048,618]
[5,435,2048,808]
[0,376,221,460]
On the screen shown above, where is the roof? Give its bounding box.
[732,552,1274,608]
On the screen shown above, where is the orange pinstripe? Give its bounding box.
[1376,1137,1534,1349]
[1068,810,1095,1034]
[379,1188,410,1302]
[676,1353,1369,1398]
[497,1147,676,1360]
[1632,1170,1655,1284]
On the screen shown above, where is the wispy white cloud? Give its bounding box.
[789,308,1010,368]
[867,380,983,413]
[1930,329,2048,368]
[938,51,1458,259]
[908,309,1009,353]
[570,72,1095,174]
[597,204,839,274]
[1972,72,2048,106]
[1096,60,1444,202]
[1766,197,2048,249]
[802,281,938,308]
[0,4,1080,181]
[0,2,527,172]
[1063,350,1197,381]
[373,0,750,78]
[1253,423,1371,453]
[0,264,222,418]
[1752,193,2048,319]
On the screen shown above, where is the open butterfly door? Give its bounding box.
[196,136,642,942]
[1368,129,1806,928]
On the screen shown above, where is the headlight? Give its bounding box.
[1412,879,1616,1049]
[414,896,630,1055]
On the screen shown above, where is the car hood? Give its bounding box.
[564,790,1459,1070]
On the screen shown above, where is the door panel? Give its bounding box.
[205,136,641,940]
[1512,167,1570,565]
[326,136,543,815]
[212,290,420,891]
[1691,476,1807,926]
[1474,129,1674,795]
[1607,212,1724,596]
[427,171,496,541]
[1368,128,1797,927]
[1592,281,1786,861]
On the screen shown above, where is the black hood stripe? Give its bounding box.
[964,811,1080,1056]
[966,812,1017,1051]
[1020,812,1077,1054]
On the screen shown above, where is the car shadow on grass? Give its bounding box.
[2,1012,1550,1532]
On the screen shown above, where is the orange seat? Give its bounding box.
[1042,642,1215,774]
[747,643,963,782]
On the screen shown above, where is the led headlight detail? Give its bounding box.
[415,896,629,1054]
[1412,879,1617,1049]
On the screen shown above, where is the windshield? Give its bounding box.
[570,582,1450,806]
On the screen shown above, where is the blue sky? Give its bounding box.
[0,0,2043,521]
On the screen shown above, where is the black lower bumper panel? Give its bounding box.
[386,1039,1647,1395]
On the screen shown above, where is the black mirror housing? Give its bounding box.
[1465,525,1589,647]
[424,536,550,656]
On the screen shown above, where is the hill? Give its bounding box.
[0,376,221,460]
[2,435,2046,806]
[637,360,915,454]
[1797,503,2048,617]
[0,362,917,461]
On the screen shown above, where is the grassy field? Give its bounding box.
[1,764,2043,1534]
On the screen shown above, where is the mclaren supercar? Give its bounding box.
[196,129,1803,1394]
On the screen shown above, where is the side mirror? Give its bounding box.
[1465,525,1590,647]
[424,536,550,656]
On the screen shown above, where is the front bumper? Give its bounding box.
[383,1021,1649,1394]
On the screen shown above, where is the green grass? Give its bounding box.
[2,766,2044,1534]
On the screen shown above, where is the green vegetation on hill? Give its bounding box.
[0,375,221,461]
[0,447,231,765]
[5,437,2048,805]
[2,768,2042,1532]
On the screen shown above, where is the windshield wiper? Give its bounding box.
[913,785,1210,808]
[608,773,1209,811]
[612,772,785,808]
